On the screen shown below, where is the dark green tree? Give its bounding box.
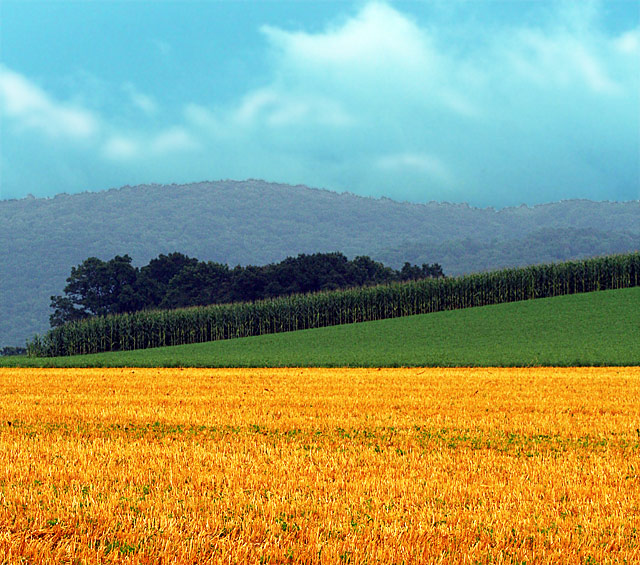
[49,255,142,327]
[137,252,199,307]
[399,262,444,281]
[350,255,396,286]
[161,261,232,308]
[229,265,269,302]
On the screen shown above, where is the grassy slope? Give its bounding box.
[2,287,639,368]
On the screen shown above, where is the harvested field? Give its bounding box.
[1,367,639,563]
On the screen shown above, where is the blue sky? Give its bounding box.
[1,0,638,207]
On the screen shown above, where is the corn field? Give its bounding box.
[1,367,638,563]
[29,252,640,357]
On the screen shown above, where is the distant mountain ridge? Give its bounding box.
[1,179,639,346]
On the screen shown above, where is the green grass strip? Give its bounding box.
[3,287,639,368]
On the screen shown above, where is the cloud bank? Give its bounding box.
[0,65,98,139]
[1,2,638,205]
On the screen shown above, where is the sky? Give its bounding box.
[1,0,638,207]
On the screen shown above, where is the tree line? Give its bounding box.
[50,252,444,327]
[0,346,26,357]
[32,252,639,357]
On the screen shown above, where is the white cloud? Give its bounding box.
[123,83,158,115]
[0,66,198,165]
[103,135,140,160]
[508,29,622,94]
[232,88,353,128]
[258,2,475,119]
[184,103,229,138]
[102,128,198,161]
[150,127,198,154]
[377,153,453,184]
[0,65,99,139]
[261,3,433,72]
[234,88,279,125]
[615,29,640,55]
[571,42,621,94]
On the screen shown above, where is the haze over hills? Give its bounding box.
[2,179,639,347]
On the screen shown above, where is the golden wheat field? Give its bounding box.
[0,367,638,564]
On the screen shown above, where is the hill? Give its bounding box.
[4,287,638,367]
[1,180,639,346]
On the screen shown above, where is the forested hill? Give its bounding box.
[2,179,639,346]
